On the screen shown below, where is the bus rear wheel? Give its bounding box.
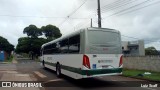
[56,64,61,77]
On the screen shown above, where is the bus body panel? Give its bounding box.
[84,54,122,69]
[40,27,123,79]
[43,54,83,79]
[81,54,122,78]
[42,54,122,79]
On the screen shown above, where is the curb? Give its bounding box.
[121,75,160,83]
[0,62,10,64]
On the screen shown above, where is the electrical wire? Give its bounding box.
[103,0,151,19]
[101,0,137,13]
[92,0,127,15]
[58,0,87,27]
[101,0,126,10]
[118,0,160,16]
[121,34,160,44]
[0,15,66,18]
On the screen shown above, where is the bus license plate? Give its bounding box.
[102,65,109,69]
[98,60,113,63]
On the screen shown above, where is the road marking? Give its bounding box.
[142,87,157,90]
[34,71,47,78]
[7,71,18,74]
[16,74,29,77]
[0,71,18,73]
[44,79,63,83]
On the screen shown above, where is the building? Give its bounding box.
[122,40,145,56]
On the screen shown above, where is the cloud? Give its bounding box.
[0,0,160,50]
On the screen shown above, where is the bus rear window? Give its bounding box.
[88,30,120,46]
[87,30,122,54]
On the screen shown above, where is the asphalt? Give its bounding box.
[0,58,160,90]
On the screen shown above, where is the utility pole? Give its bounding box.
[91,18,92,27]
[97,0,101,28]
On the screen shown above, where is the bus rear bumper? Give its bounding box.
[81,68,122,78]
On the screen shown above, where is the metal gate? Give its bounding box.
[0,51,5,61]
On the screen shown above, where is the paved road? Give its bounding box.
[0,58,159,90]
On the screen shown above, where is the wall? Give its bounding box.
[123,56,160,72]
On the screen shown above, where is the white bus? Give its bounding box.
[40,27,123,79]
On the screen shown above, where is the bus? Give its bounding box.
[40,27,123,79]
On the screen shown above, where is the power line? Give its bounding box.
[0,15,66,18]
[121,34,141,40]
[58,0,87,27]
[121,34,160,43]
[79,0,159,29]
[103,0,151,19]
[0,14,92,20]
[68,0,87,17]
[101,0,132,12]
[118,0,160,16]
[92,0,126,15]
[101,0,137,13]
[101,0,125,10]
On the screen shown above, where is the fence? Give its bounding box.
[123,56,160,72]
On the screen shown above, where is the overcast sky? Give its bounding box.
[0,0,160,50]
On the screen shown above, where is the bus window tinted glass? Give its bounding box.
[43,43,60,54]
[68,34,80,53]
[60,39,69,53]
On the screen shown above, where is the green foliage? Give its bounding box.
[123,69,160,81]
[145,47,159,55]
[16,24,62,58]
[41,24,62,40]
[23,25,42,38]
[15,37,47,55]
[0,36,14,54]
[16,37,30,53]
[6,55,13,62]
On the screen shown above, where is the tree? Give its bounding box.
[15,37,31,53]
[15,37,47,56]
[0,36,14,55]
[41,24,62,40]
[145,47,159,55]
[16,24,62,59]
[23,25,42,38]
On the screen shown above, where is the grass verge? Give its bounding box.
[123,69,160,81]
[5,55,14,62]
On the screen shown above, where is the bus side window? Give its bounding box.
[44,45,49,54]
[68,34,80,53]
[51,43,60,54]
[40,48,43,56]
[60,39,69,53]
[43,46,47,54]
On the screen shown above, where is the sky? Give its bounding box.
[0,0,160,50]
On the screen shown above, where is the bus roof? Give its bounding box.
[41,27,119,48]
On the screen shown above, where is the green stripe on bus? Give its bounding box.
[44,61,122,75]
[81,68,122,75]
[45,62,56,67]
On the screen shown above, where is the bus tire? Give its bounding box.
[56,64,61,77]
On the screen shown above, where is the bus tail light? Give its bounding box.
[83,55,91,69]
[119,55,123,67]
